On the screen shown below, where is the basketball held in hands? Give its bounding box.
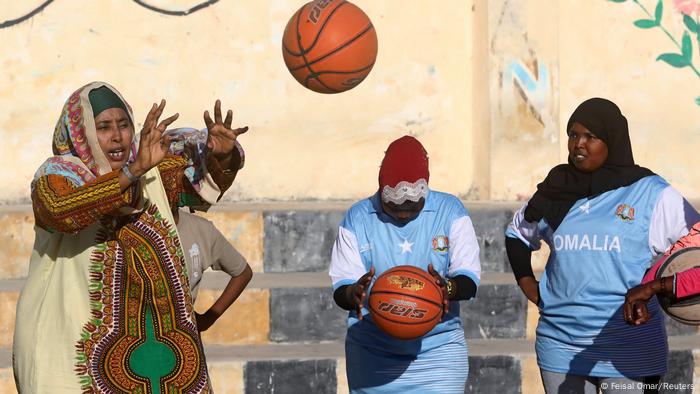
[368,265,444,340]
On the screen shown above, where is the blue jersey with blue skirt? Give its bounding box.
[330,189,481,393]
[506,175,700,377]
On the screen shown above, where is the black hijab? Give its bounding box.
[523,98,655,230]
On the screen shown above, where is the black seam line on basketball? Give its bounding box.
[298,1,347,93]
[304,0,349,55]
[294,6,314,89]
[283,1,347,56]
[288,24,374,72]
[368,304,442,325]
[304,73,340,93]
[293,3,319,89]
[306,63,375,77]
[284,1,349,56]
[655,246,700,280]
[370,290,443,308]
[282,8,304,56]
[293,3,306,57]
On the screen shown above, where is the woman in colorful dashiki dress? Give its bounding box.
[329,136,481,393]
[13,81,247,393]
[505,98,700,393]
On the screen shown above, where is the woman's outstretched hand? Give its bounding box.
[131,100,180,176]
[203,100,248,162]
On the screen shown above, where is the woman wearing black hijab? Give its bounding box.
[505,98,700,393]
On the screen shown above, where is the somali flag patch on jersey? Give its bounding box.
[432,236,449,252]
[615,204,635,221]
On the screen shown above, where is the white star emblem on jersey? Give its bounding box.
[579,201,591,214]
[398,239,414,254]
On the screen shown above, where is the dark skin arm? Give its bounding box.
[623,276,674,326]
[195,264,253,332]
[517,276,540,305]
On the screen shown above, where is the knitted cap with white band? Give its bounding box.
[378,135,430,205]
[381,178,428,205]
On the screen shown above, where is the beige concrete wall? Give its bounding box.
[559,0,700,200]
[0,0,475,203]
[2,0,700,202]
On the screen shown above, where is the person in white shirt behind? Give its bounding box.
[174,208,253,332]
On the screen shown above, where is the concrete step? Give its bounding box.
[0,272,700,347]
[0,272,535,349]
[2,272,699,348]
[2,338,699,394]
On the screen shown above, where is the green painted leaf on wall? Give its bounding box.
[657,53,690,67]
[695,96,700,106]
[634,19,657,28]
[654,0,663,24]
[684,14,698,33]
[682,32,693,60]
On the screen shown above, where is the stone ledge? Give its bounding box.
[0,272,521,292]
[0,202,529,280]
[3,336,699,367]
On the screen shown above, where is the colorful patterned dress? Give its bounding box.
[13,82,239,393]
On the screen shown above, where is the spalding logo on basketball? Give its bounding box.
[387,275,425,292]
[282,0,378,93]
[368,265,444,340]
[655,246,700,325]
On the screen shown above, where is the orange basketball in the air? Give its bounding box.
[368,265,444,340]
[282,0,378,93]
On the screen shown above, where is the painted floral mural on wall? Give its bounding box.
[610,0,700,105]
[674,0,700,16]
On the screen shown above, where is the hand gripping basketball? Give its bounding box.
[427,264,450,316]
[349,266,375,320]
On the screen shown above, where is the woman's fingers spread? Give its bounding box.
[224,109,233,128]
[153,99,166,121]
[203,110,214,130]
[214,100,222,124]
[232,126,249,136]
[141,103,158,134]
[158,113,179,130]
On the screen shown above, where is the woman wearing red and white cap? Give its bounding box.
[329,135,481,393]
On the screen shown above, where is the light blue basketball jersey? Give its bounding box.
[507,175,669,377]
[330,189,480,392]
